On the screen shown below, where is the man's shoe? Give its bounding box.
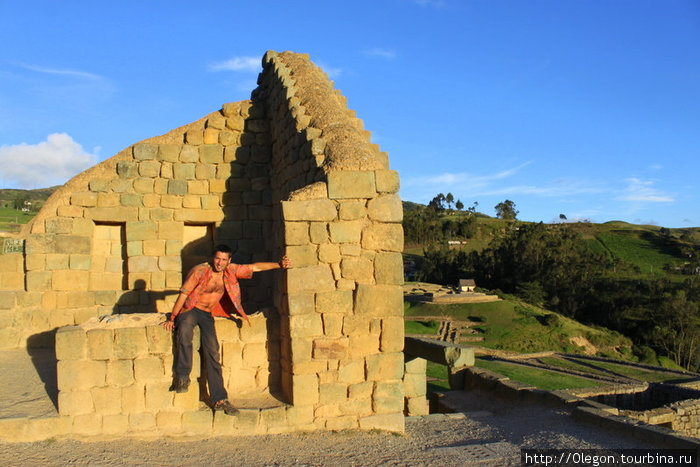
[214,399,239,416]
[169,377,190,393]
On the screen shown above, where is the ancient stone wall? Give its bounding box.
[0,50,405,436]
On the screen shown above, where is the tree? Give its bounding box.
[13,195,29,211]
[445,193,454,210]
[455,200,464,211]
[494,199,518,220]
[559,214,567,221]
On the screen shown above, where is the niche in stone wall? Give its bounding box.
[182,223,215,277]
[91,222,127,290]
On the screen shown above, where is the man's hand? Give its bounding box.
[162,319,175,332]
[279,255,291,269]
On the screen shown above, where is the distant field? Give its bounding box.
[0,208,33,232]
[594,230,683,276]
[475,358,604,390]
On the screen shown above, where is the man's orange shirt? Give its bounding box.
[180,262,254,323]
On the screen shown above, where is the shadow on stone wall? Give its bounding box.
[26,333,59,410]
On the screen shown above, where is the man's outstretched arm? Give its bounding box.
[251,255,291,272]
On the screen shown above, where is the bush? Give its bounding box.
[633,345,658,365]
[541,313,560,327]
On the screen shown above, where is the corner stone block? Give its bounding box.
[327,171,377,199]
[289,314,323,339]
[361,223,404,252]
[374,252,404,285]
[287,293,315,316]
[281,199,337,222]
[284,222,309,245]
[366,352,405,381]
[358,413,405,433]
[55,326,87,360]
[405,357,427,375]
[380,317,405,352]
[367,194,403,223]
[406,397,429,416]
[354,284,403,317]
[285,244,318,268]
[57,359,107,391]
[58,390,94,416]
[403,373,427,398]
[286,265,336,294]
[113,327,149,359]
[373,380,405,414]
[375,170,400,194]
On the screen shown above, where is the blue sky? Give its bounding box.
[1,1,698,227]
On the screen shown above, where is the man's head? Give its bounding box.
[212,244,232,272]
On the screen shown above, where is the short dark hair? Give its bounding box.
[213,244,232,256]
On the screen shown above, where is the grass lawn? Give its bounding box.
[426,362,450,393]
[405,320,439,335]
[0,207,33,232]
[581,359,690,383]
[594,230,683,277]
[475,358,604,390]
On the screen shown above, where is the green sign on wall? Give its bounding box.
[2,238,24,254]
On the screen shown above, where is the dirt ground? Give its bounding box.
[0,349,678,466]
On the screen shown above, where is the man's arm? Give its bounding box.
[251,255,291,272]
[162,291,188,332]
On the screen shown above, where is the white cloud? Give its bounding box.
[0,133,98,189]
[18,63,103,80]
[617,178,674,203]
[363,48,397,59]
[314,61,342,79]
[208,56,260,72]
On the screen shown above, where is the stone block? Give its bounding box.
[319,382,348,405]
[107,359,134,387]
[338,200,367,220]
[322,313,344,337]
[143,239,166,256]
[374,252,404,285]
[70,254,91,270]
[73,414,103,436]
[25,254,45,271]
[285,244,317,268]
[182,410,213,434]
[134,356,164,381]
[287,293,314,316]
[126,221,157,241]
[327,171,377,199]
[156,411,183,432]
[404,373,427,398]
[57,359,106,390]
[129,412,157,432]
[329,220,363,243]
[121,383,146,413]
[286,265,336,293]
[55,326,87,360]
[114,327,148,359]
[25,416,72,441]
[406,397,429,416]
[133,177,155,195]
[405,357,427,374]
[55,235,92,255]
[318,243,341,263]
[381,317,404,352]
[174,208,224,223]
[338,359,365,384]
[313,338,349,360]
[157,220,184,240]
[286,405,314,427]
[49,308,75,328]
[173,387,200,410]
[145,381,173,410]
[359,413,404,432]
[309,222,329,244]
[289,313,324,339]
[58,389,94,416]
[236,408,261,432]
[340,257,373,283]
[361,223,403,252]
[133,143,158,160]
[315,290,353,315]
[200,144,224,163]
[284,222,309,245]
[46,253,69,270]
[243,342,268,368]
[203,128,219,144]
[373,380,404,414]
[45,217,72,234]
[292,374,319,406]
[159,144,180,162]
[354,284,403,317]
[348,333,379,358]
[102,414,129,435]
[146,324,173,354]
[212,410,235,434]
[282,199,336,222]
[375,170,400,193]
[91,386,122,415]
[71,191,98,207]
[367,194,403,222]
[128,256,158,273]
[185,129,204,145]
[366,352,404,381]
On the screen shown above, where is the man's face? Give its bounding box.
[212,251,231,272]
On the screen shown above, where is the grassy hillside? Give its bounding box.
[0,187,57,233]
[404,296,635,359]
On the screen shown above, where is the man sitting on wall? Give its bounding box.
[162,244,291,415]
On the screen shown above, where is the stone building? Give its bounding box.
[0,51,411,437]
